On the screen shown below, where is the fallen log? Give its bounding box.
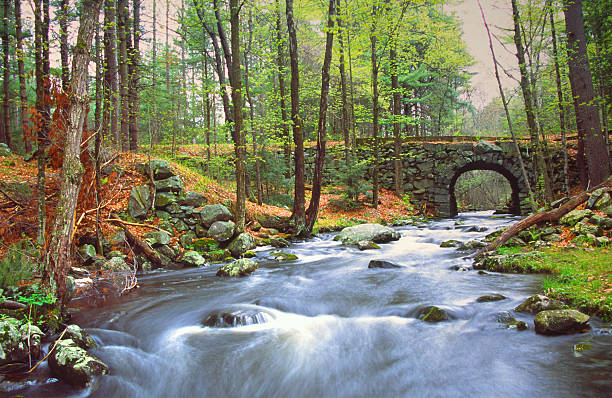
[110,219,165,269]
[478,177,612,255]
[0,299,26,310]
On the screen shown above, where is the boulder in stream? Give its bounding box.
[534,309,590,335]
[358,240,380,250]
[368,260,401,269]
[476,294,506,303]
[337,223,400,246]
[0,318,44,369]
[418,306,448,323]
[515,294,563,314]
[440,239,461,248]
[202,308,271,328]
[216,258,258,277]
[48,339,109,388]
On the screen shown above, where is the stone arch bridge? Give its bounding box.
[310,138,575,217]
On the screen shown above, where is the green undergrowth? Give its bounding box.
[486,246,611,321]
[540,248,612,322]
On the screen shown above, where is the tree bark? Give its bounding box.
[563,0,610,186]
[370,6,379,208]
[305,0,335,234]
[550,11,570,197]
[117,0,130,150]
[275,0,291,178]
[390,36,402,196]
[286,0,305,233]
[128,0,140,151]
[2,0,11,148]
[43,0,103,305]
[230,0,246,233]
[103,0,119,147]
[59,0,70,90]
[15,0,29,153]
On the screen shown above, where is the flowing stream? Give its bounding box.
[12,212,612,397]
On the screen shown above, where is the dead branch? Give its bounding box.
[110,219,165,269]
[106,218,170,234]
[0,187,25,207]
[0,299,27,310]
[478,177,612,255]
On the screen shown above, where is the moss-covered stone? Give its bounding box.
[200,204,233,227]
[419,306,448,323]
[440,239,461,248]
[154,192,177,209]
[560,209,594,227]
[48,339,109,388]
[128,185,152,219]
[143,230,170,246]
[154,175,184,193]
[227,233,257,257]
[271,251,298,261]
[338,223,400,246]
[207,221,235,242]
[216,258,258,277]
[0,318,44,368]
[179,250,207,267]
[534,309,590,335]
[515,294,563,314]
[476,293,506,302]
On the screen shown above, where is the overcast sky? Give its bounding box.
[445,0,518,108]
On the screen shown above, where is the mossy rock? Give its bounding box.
[216,258,258,277]
[418,306,448,323]
[534,309,590,335]
[205,249,231,262]
[193,237,219,252]
[476,293,506,303]
[515,294,563,314]
[48,339,109,388]
[560,209,594,227]
[440,239,461,248]
[271,251,298,261]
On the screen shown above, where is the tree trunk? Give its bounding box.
[94,19,102,132]
[286,0,305,233]
[59,0,70,90]
[338,4,349,166]
[305,0,335,234]
[275,0,291,178]
[230,0,246,233]
[2,0,11,148]
[563,0,611,186]
[550,11,570,197]
[151,0,157,144]
[103,0,119,147]
[511,0,551,203]
[370,8,379,208]
[43,0,103,305]
[117,0,129,150]
[15,0,29,153]
[390,36,402,196]
[128,0,140,151]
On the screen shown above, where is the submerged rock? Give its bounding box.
[476,294,506,303]
[202,308,271,328]
[534,309,590,335]
[368,260,401,269]
[418,306,448,323]
[338,223,400,246]
[358,240,380,250]
[48,339,109,388]
[515,295,563,314]
[216,258,258,277]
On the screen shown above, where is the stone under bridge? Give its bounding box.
[311,138,576,217]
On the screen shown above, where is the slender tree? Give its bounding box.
[275,0,291,178]
[370,2,379,208]
[128,0,140,150]
[305,0,336,234]
[43,0,103,305]
[15,0,29,153]
[2,0,11,148]
[59,0,70,90]
[286,0,305,233]
[103,0,119,146]
[117,0,129,149]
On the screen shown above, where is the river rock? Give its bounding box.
[101,256,130,273]
[202,308,271,328]
[144,230,171,247]
[418,306,448,323]
[48,339,109,388]
[358,240,380,250]
[495,312,528,330]
[227,232,256,257]
[208,221,235,242]
[269,237,290,248]
[440,239,461,248]
[271,251,298,261]
[179,250,207,267]
[534,309,590,335]
[59,325,96,350]
[458,240,486,250]
[144,159,175,180]
[560,209,594,227]
[128,185,152,219]
[368,260,401,269]
[0,318,44,368]
[179,191,206,207]
[476,293,506,302]
[338,223,400,246]
[515,294,563,314]
[200,204,233,227]
[216,258,258,277]
[154,175,184,193]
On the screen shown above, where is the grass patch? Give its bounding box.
[540,248,612,322]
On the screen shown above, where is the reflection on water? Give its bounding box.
[13,212,612,397]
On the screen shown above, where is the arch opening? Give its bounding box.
[449,161,521,217]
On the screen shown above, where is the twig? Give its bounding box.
[0,187,24,207]
[106,218,170,234]
[25,326,69,374]
[101,153,120,169]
